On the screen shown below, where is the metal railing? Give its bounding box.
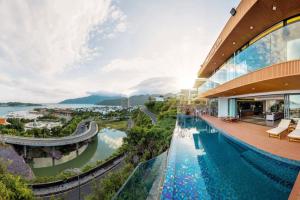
[0,121,98,146]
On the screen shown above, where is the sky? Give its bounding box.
[0,0,239,103]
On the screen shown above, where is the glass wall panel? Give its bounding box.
[229,98,237,117]
[289,95,300,119]
[236,34,271,74]
[271,21,300,63]
[208,98,218,117]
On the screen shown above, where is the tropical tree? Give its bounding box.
[0,161,34,200]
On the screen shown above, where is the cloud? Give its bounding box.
[0,0,236,103]
[129,77,179,95]
[0,0,117,76]
[0,0,127,102]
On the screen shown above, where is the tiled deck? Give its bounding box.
[200,115,300,200]
[201,115,300,161]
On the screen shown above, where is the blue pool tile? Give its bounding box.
[161,116,300,200]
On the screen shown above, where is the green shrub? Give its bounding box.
[0,162,34,200]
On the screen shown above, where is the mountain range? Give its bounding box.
[97,95,151,106]
[59,94,174,106]
[59,95,121,104]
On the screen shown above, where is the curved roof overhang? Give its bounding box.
[200,60,300,98]
[198,0,300,78]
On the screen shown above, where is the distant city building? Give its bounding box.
[52,109,73,117]
[178,89,197,105]
[155,96,164,102]
[24,119,62,131]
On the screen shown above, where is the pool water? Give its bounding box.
[161,116,300,200]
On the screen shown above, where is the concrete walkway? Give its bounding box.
[141,106,157,125]
[33,155,125,199]
[127,118,134,129]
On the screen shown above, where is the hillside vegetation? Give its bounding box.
[87,98,177,200]
[0,161,34,200]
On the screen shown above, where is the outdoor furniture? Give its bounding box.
[288,122,300,142]
[266,119,291,139]
[288,124,296,133]
[266,112,284,121]
[221,117,238,123]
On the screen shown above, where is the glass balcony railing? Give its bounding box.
[199,16,300,94]
[113,151,168,200]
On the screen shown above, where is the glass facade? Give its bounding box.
[289,94,300,119]
[208,98,218,117]
[199,16,300,94]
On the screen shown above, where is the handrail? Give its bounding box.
[113,151,168,200]
[29,153,125,189]
[0,121,98,146]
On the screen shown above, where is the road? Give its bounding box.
[140,106,157,124]
[127,118,134,129]
[34,155,125,200]
[72,121,88,136]
[0,121,98,147]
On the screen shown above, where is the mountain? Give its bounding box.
[97,95,151,106]
[59,95,121,104]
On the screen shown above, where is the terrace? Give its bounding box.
[201,115,300,161]
[200,115,300,199]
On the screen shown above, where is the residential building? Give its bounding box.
[195,0,300,126]
[178,89,198,105]
[154,96,164,102]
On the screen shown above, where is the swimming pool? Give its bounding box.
[161,116,300,200]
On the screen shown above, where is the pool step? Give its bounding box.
[222,136,247,154]
[241,150,298,192]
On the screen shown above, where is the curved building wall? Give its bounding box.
[199,16,300,94]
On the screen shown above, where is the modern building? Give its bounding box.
[178,89,198,105]
[195,0,300,126]
[154,96,165,102]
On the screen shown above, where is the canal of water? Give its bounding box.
[30,128,126,177]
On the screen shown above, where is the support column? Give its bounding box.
[218,98,229,118]
[23,145,27,158]
[229,98,237,117]
[76,143,79,156]
[52,146,55,166]
[284,94,290,119]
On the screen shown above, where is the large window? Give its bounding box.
[208,98,218,117]
[289,95,300,119]
[199,16,300,94]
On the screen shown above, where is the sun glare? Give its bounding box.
[178,76,195,89]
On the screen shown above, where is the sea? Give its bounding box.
[0,104,102,118]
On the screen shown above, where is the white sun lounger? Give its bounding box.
[288,122,300,142]
[266,119,291,139]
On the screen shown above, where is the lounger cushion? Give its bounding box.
[296,122,300,130]
[267,127,287,135]
[288,129,300,139]
[278,119,291,129]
